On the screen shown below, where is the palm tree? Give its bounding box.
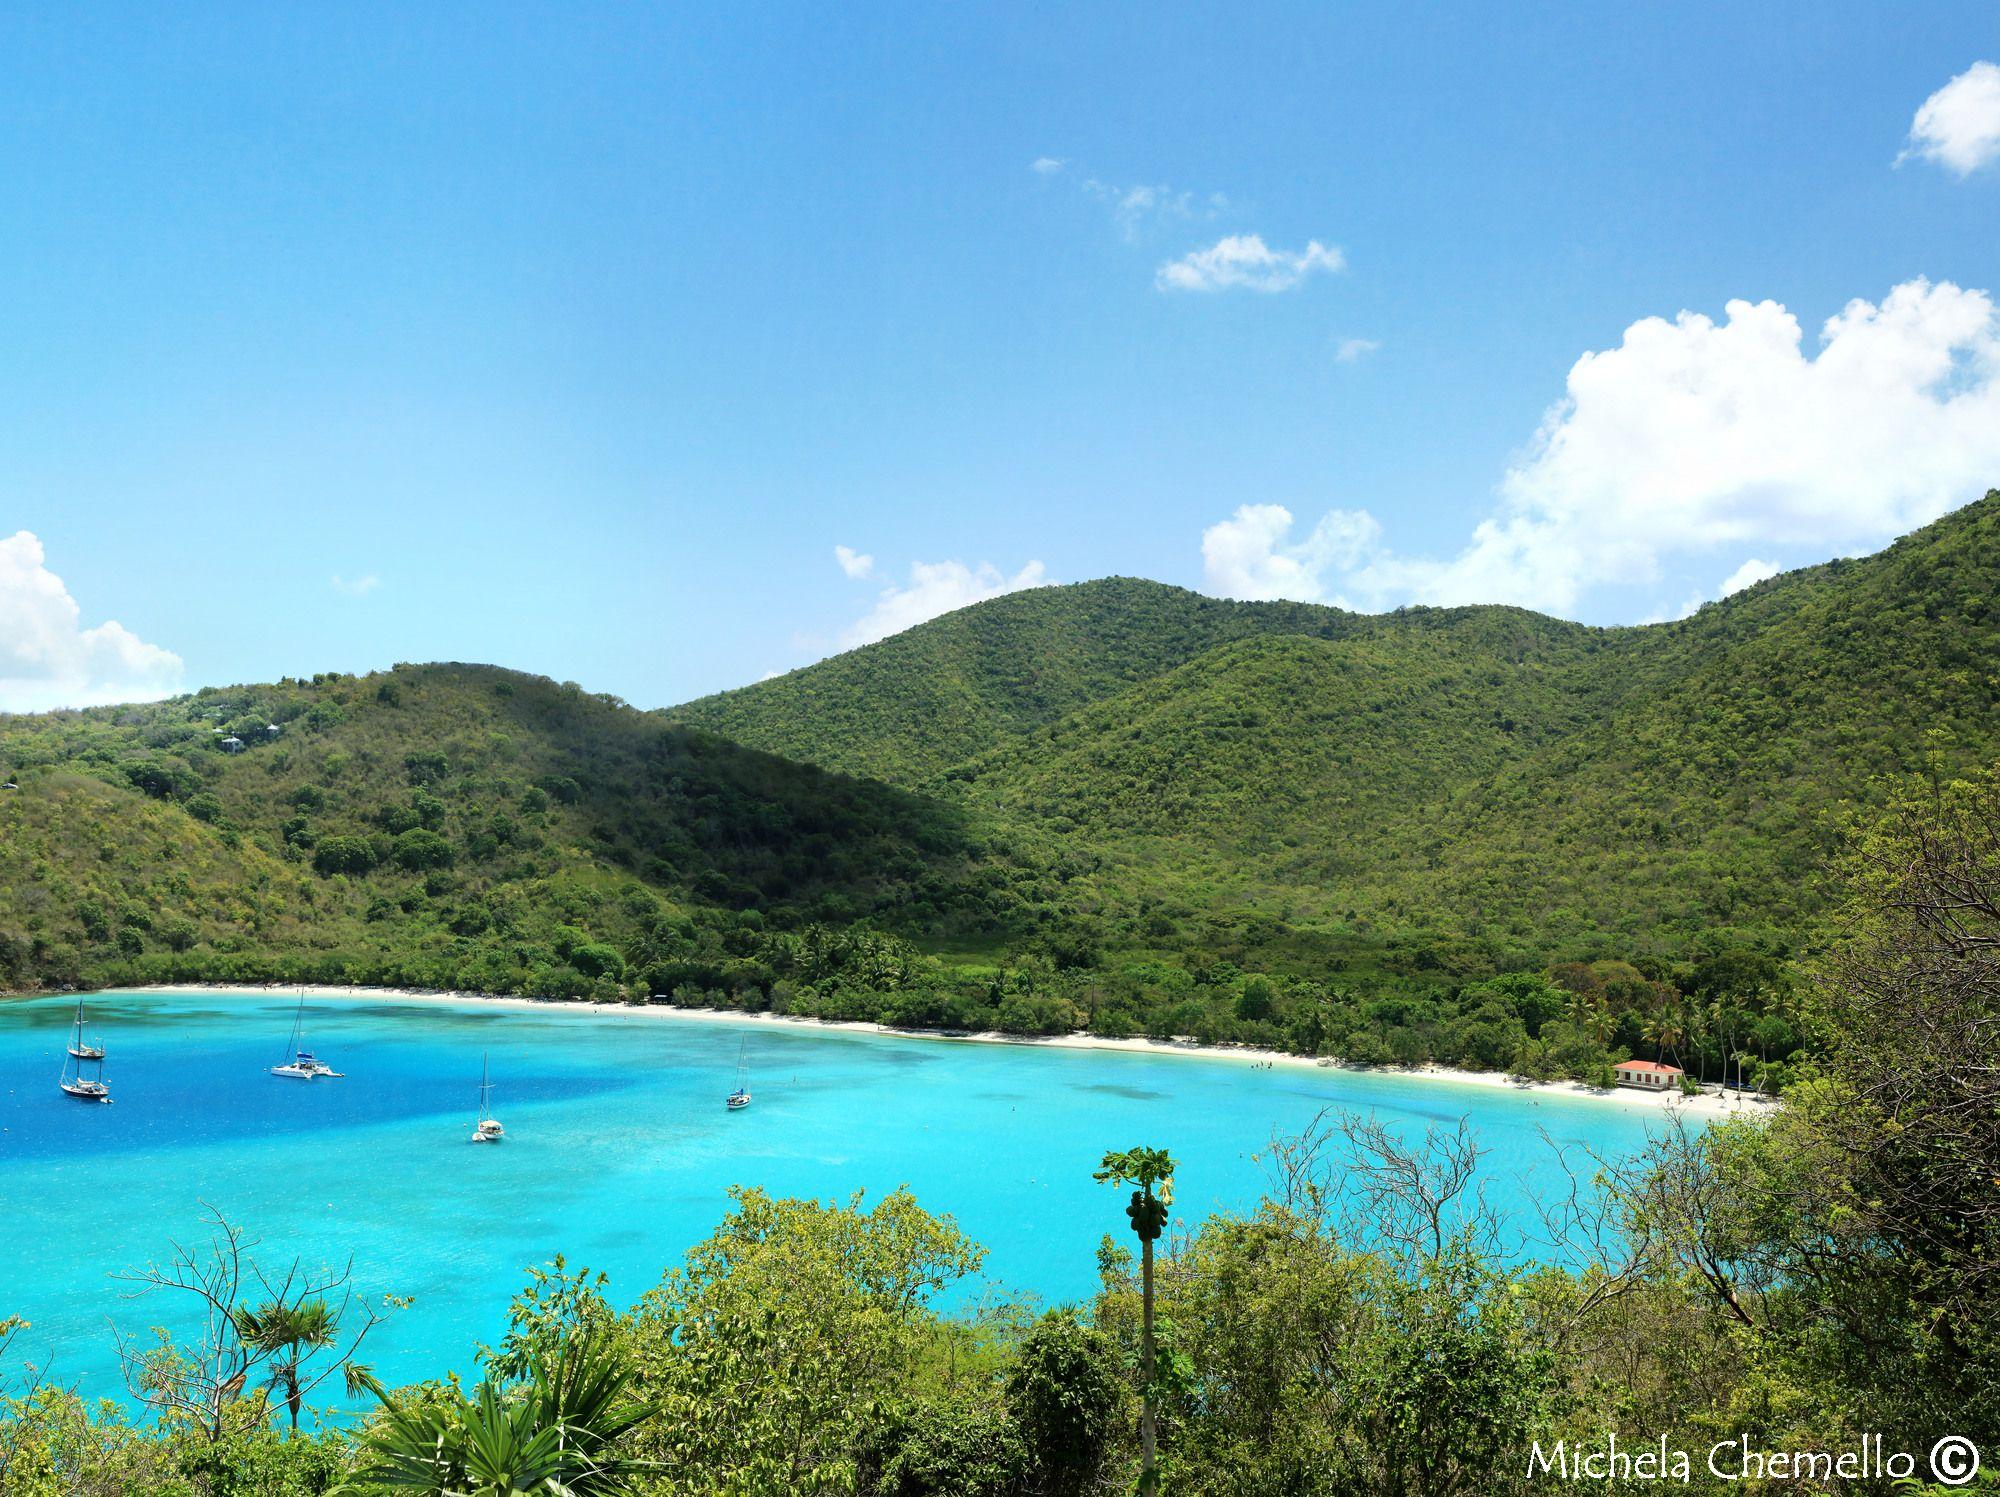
[233,1298,338,1429]
[1700,999,1727,1085]
[1096,1146,1175,1497]
[350,1334,650,1496]
[1638,1014,1663,1062]
[1642,1008,1686,1067]
[1582,995,1615,1050]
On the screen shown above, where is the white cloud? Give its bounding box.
[1156,234,1345,293]
[1201,505,1379,604]
[833,545,875,580]
[1083,180,1211,241]
[1644,556,1783,625]
[1901,61,2000,175]
[840,558,1051,649]
[1718,557,1779,597]
[1199,278,2000,618]
[1032,158,1225,240]
[0,531,183,712]
[1334,336,1381,363]
[330,572,381,597]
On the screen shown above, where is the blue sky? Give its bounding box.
[2,2,1997,711]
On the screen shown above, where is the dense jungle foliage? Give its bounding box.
[681,493,2000,971]
[6,496,2000,1088]
[6,760,1998,1492]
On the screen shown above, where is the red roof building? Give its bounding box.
[1614,1059,1684,1091]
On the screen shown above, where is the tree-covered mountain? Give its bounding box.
[671,577,1602,786]
[0,665,1058,999]
[4,494,1998,1086]
[674,491,2000,975]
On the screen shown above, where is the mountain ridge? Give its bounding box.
[671,491,2000,969]
[2,494,1996,1079]
[667,576,1607,785]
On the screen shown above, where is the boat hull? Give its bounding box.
[60,1081,109,1102]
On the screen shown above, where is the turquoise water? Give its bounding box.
[0,989,1668,1404]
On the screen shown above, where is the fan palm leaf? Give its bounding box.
[346,1334,651,1496]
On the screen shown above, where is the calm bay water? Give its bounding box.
[1,989,1670,1403]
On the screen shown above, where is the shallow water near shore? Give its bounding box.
[0,989,1675,1407]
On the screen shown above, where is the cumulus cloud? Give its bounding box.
[1199,278,2000,618]
[833,545,875,580]
[1718,557,1779,597]
[1156,234,1345,293]
[1334,336,1381,363]
[1201,505,1380,604]
[0,531,183,712]
[839,558,1051,649]
[1901,61,2000,175]
[330,572,381,597]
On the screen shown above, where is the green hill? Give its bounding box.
[0,665,1052,999]
[950,628,1587,849]
[669,577,1601,786]
[1412,500,2000,954]
[5,494,1999,1083]
[674,490,2000,975]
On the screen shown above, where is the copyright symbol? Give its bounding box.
[1931,1435,1981,1486]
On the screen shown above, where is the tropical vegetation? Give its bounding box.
[3,759,1998,1491]
[21,495,2000,1088]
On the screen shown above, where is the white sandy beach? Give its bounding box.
[113,981,1763,1121]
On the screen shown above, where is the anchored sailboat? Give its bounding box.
[726,1037,752,1111]
[66,997,105,1060]
[271,992,341,1079]
[471,1052,504,1142]
[59,998,110,1102]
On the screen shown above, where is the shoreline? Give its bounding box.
[54,980,1762,1121]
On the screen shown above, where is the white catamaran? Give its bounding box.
[726,1037,752,1111]
[59,998,110,1102]
[271,992,341,1079]
[471,1052,504,1142]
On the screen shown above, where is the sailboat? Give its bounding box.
[726,1037,752,1111]
[66,998,105,1060]
[270,992,341,1079]
[59,999,110,1102]
[470,1052,504,1143]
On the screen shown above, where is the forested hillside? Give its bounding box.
[674,577,1601,785]
[677,491,2000,975]
[5,494,1999,1088]
[0,666,1060,1001]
